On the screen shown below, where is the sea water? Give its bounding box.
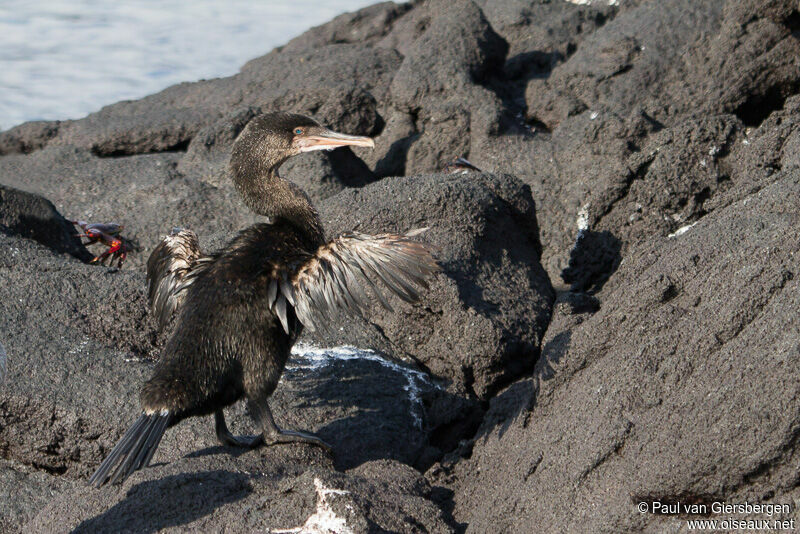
[0,0,376,129]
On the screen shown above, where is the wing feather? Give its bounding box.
[283,229,439,332]
[267,278,279,308]
[146,228,207,330]
[274,294,290,334]
[280,274,296,306]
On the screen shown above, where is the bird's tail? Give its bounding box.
[89,410,171,488]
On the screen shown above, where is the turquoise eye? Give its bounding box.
[294,128,303,135]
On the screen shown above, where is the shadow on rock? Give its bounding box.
[428,485,468,534]
[537,330,572,383]
[73,471,252,534]
[469,290,599,443]
[326,145,378,188]
[561,230,622,293]
[494,49,565,134]
[0,184,92,262]
[489,380,538,442]
[184,445,251,460]
[283,355,438,471]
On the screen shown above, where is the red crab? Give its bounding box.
[70,220,130,268]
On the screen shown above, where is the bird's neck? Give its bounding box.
[233,165,325,246]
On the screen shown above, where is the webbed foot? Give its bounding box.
[248,399,332,452]
[264,428,332,450]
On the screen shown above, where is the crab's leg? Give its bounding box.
[98,238,125,267]
[91,249,111,264]
[114,249,127,268]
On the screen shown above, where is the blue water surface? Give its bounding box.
[0,0,376,129]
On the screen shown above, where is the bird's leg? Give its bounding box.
[214,410,262,448]
[247,397,332,451]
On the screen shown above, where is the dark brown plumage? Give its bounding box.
[89,112,439,488]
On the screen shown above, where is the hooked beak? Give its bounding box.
[295,130,375,153]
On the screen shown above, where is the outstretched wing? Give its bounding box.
[146,228,208,330]
[267,229,440,334]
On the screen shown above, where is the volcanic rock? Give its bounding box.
[1,0,799,531]
[443,169,800,532]
[315,171,554,400]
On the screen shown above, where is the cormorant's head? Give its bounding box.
[232,112,374,176]
[230,112,375,221]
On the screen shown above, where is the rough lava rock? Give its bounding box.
[1,0,800,531]
[0,225,458,532]
[28,453,454,533]
[441,168,800,533]
[504,0,800,283]
[0,145,259,271]
[315,171,553,401]
[0,184,91,261]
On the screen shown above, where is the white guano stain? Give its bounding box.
[272,478,354,534]
[575,203,591,246]
[576,204,590,233]
[668,221,698,238]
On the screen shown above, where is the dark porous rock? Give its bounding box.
[0,228,459,531]
[0,120,61,155]
[0,145,260,271]
[265,85,387,139]
[480,0,800,286]
[376,0,509,175]
[471,107,654,284]
[0,215,180,483]
[476,0,618,78]
[358,108,417,177]
[3,0,799,530]
[525,0,726,129]
[560,230,621,294]
[314,171,554,400]
[29,44,400,161]
[0,184,90,261]
[587,114,742,251]
[526,0,800,130]
[683,0,800,126]
[283,1,415,52]
[442,170,800,532]
[277,345,447,471]
[388,0,507,111]
[706,94,800,212]
[0,232,159,393]
[27,455,453,533]
[48,78,232,156]
[0,459,77,533]
[237,44,401,114]
[175,107,259,187]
